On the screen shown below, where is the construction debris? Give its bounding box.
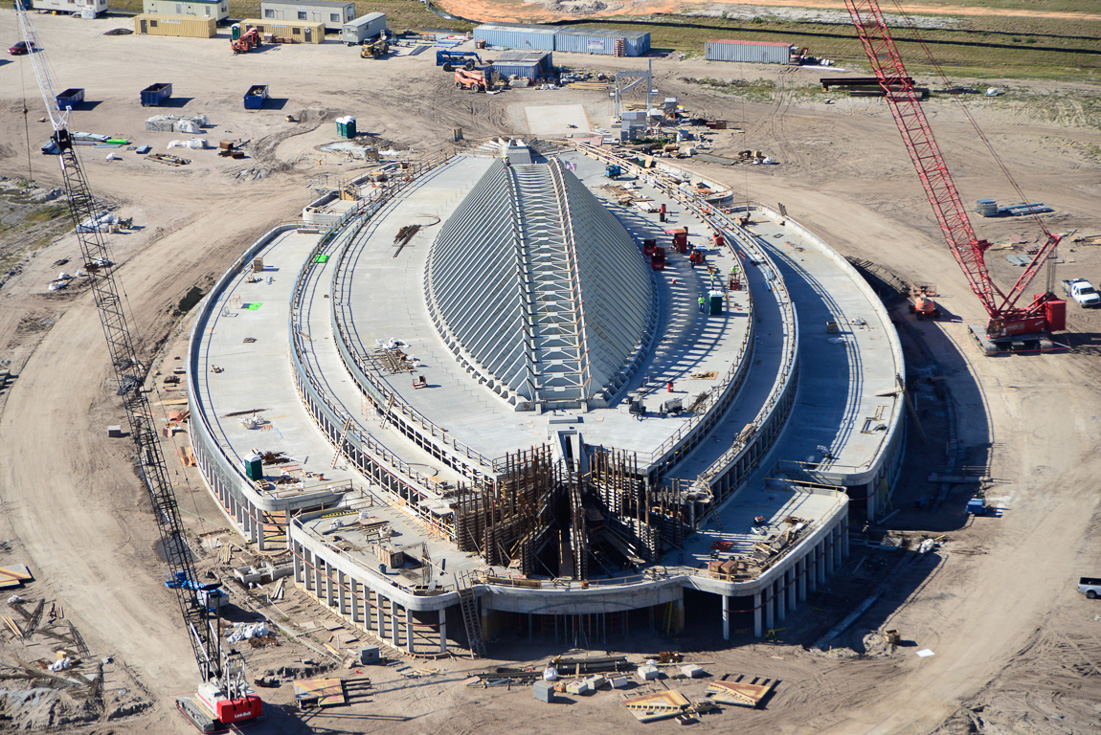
[622,689,692,723]
[705,675,776,708]
[293,677,346,709]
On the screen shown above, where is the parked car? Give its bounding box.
[8,41,35,56]
[1061,278,1101,308]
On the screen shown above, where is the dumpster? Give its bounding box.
[55,88,84,112]
[244,85,269,110]
[140,82,173,107]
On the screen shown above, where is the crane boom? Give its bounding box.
[845,0,1062,340]
[14,9,260,729]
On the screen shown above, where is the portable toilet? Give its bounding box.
[231,23,241,40]
[344,116,357,138]
[243,453,263,480]
[708,290,724,315]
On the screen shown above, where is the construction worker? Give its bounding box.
[698,295,706,313]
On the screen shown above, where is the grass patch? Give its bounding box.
[563,13,1101,84]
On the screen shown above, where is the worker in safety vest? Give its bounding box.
[698,295,706,313]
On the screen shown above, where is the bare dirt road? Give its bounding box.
[0,11,1100,735]
[435,0,1101,24]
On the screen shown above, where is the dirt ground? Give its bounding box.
[0,11,1100,735]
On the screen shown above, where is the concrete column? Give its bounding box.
[836,524,845,565]
[325,561,336,607]
[285,508,293,550]
[788,567,796,612]
[390,600,400,648]
[777,576,787,622]
[722,594,730,641]
[841,516,850,557]
[797,558,807,602]
[293,545,302,584]
[439,609,448,654]
[817,542,827,585]
[808,548,817,593]
[313,555,323,596]
[337,570,347,616]
[406,608,415,654]
[753,592,762,638]
[377,593,388,639]
[764,586,775,632]
[363,590,373,632]
[349,579,360,624]
[254,506,265,551]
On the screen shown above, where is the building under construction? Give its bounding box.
[186,139,905,656]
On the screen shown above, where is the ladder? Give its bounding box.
[329,416,353,468]
[456,571,486,658]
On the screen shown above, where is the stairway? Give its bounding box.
[456,571,486,658]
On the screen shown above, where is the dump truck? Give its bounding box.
[1061,278,1100,308]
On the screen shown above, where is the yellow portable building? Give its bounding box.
[238,18,325,44]
[133,14,217,38]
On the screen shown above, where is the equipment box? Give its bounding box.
[140,82,173,107]
[55,88,85,111]
[244,84,269,109]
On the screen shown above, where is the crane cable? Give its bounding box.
[887,0,1052,238]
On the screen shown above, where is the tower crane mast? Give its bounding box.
[13,8,261,731]
[844,0,1064,342]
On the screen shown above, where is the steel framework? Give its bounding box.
[845,0,1061,339]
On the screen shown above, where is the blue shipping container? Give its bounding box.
[494,49,553,73]
[492,61,541,82]
[554,27,649,56]
[55,88,84,111]
[140,82,173,107]
[705,39,792,64]
[474,23,557,51]
[244,84,269,109]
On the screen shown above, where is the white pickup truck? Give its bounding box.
[1061,278,1101,307]
[1078,577,1101,599]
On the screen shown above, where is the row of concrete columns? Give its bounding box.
[292,542,449,655]
[721,517,848,640]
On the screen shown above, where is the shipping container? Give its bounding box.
[139,82,173,107]
[142,0,228,21]
[473,23,557,51]
[31,0,107,17]
[342,12,386,45]
[55,88,84,111]
[705,39,794,65]
[240,18,325,43]
[259,0,353,31]
[133,14,217,38]
[554,27,649,56]
[244,85,269,109]
[492,60,541,83]
[494,49,553,74]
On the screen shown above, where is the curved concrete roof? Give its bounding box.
[425,158,653,411]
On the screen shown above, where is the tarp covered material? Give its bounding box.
[77,212,119,233]
[227,622,271,642]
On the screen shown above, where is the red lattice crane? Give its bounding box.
[845,0,1065,342]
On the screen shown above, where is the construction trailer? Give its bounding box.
[342,12,386,46]
[239,18,325,43]
[554,27,650,56]
[705,39,796,65]
[31,0,107,17]
[142,0,228,21]
[474,22,557,51]
[494,49,553,74]
[133,14,217,38]
[259,0,353,31]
